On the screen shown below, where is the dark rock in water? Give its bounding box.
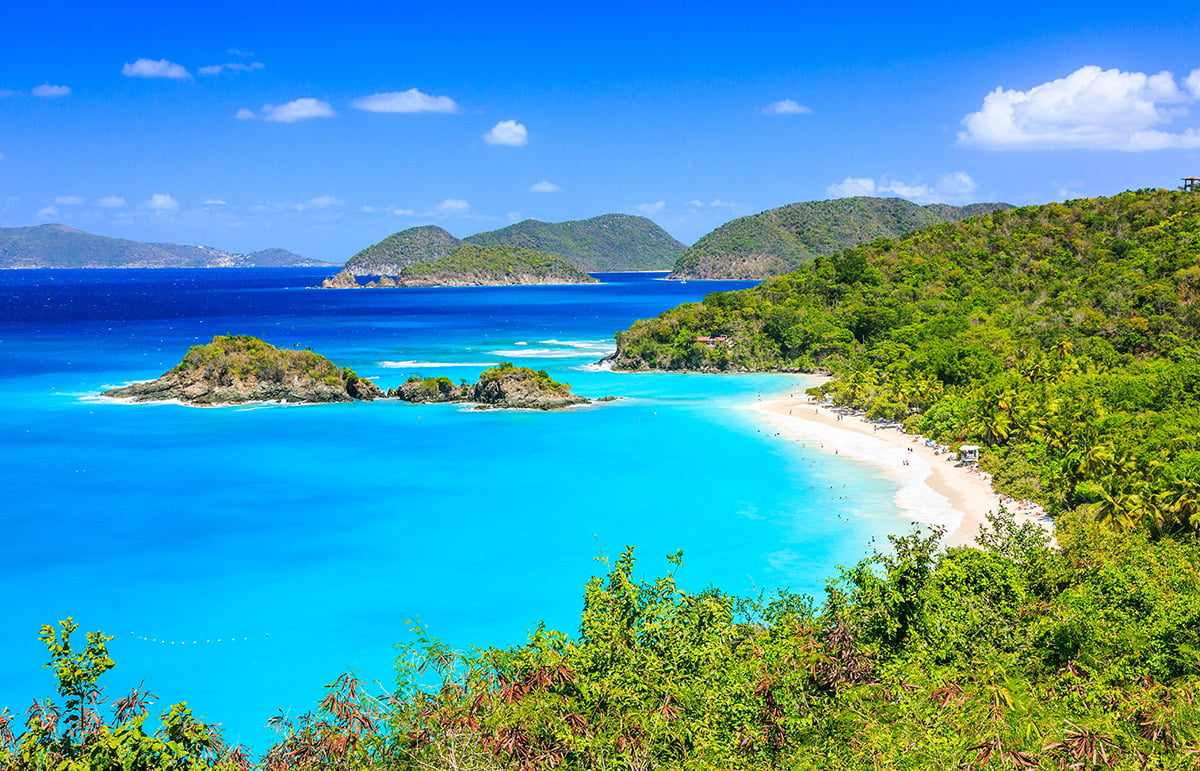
[392,363,588,410]
[102,335,383,405]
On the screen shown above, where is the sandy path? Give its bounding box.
[744,392,1051,546]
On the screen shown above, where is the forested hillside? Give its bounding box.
[668,197,1011,280]
[616,189,1200,533]
[464,214,685,271]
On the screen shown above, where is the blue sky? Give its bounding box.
[3,0,1200,260]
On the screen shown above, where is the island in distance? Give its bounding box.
[0,224,333,269]
[102,335,592,409]
[319,213,685,287]
[322,242,597,288]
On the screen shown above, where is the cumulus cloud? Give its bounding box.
[237,98,336,123]
[484,120,528,146]
[228,49,255,58]
[437,199,469,213]
[54,195,85,206]
[762,99,811,115]
[530,180,561,193]
[204,199,227,206]
[97,196,126,208]
[393,208,417,216]
[122,58,191,80]
[199,61,264,76]
[295,196,342,211]
[959,65,1200,151]
[37,206,58,219]
[685,199,742,208]
[32,84,71,97]
[141,193,179,211]
[635,201,666,216]
[352,88,460,114]
[826,172,979,204]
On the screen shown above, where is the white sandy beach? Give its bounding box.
[745,390,1052,546]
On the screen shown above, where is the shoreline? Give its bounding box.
[745,389,1052,546]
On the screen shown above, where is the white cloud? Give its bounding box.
[353,88,459,114]
[54,195,85,206]
[484,120,528,146]
[32,84,71,98]
[762,98,811,115]
[228,49,255,58]
[141,193,179,211]
[437,199,469,213]
[0,89,19,97]
[204,199,227,206]
[685,199,742,208]
[199,61,264,76]
[825,172,979,204]
[97,196,127,208]
[295,196,342,211]
[37,206,58,219]
[635,201,666,216]
[234,108,256,120]
[826,177,877,197]
[258,98,336,123]
[393,208,417,216]
[530,180,561,193]
[959,65,1200,151]
[121,58,191,80]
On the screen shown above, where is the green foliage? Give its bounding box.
[172,335,348,387]
[243,512,1200,769]
[399,244,597,285]
[1,618,247,770]
[477,362,571,393]
[617,189,1200,533]
[465,213,686,271]
[343,224,462,275]
[669,195,1012,280]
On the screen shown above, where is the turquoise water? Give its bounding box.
[0,269,900,748]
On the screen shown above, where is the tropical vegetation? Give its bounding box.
[465,214,686,272]
[617,189,1200,533]
[7,509,1200,768]
[668,196,1011,280]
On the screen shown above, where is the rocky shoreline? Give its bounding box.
[102,337,593,410]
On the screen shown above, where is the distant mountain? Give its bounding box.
[0,224,331,268]
[669,197,1014,280]
[341,225,462,275]
[325,244,597,288]
[464,214,685,271]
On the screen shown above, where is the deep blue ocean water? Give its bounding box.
[0,269,901,749]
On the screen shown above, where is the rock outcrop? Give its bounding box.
[102,335,384,405]
[392,364,588,410]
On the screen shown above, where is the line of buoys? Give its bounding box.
[128,632,268,645]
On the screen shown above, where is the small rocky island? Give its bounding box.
[394,363,589,410]
[102,335,385,404]
[101,337,592,409]
[321,242,597,288]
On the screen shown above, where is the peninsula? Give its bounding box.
[322,243,596,288]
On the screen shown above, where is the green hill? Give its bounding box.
[669,196,1012,280]
[615,189,1200,535]
[341,224,462,275]
[0,224,329,268]
[464,214,685,271]
[395,243,597,286]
